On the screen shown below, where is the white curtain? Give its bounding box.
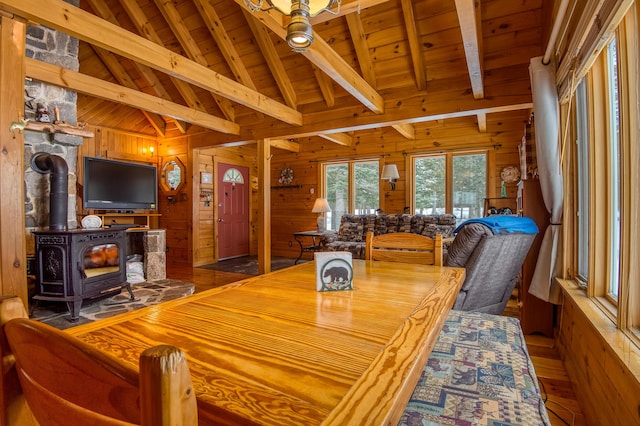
[528,57,563,304]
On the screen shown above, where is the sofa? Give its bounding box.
[323,213,457,259]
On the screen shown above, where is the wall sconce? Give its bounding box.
[312,197,331,232]
[245,0,340,52]
[381,164,400,191]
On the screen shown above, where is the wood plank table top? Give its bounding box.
[67,260,465,425]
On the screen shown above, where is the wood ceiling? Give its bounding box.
[5,0,549,147]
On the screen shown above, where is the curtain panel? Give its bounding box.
[528,57,563,304]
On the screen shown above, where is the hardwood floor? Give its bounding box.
[166,261,586,426]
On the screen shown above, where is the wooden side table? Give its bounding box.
[293,230,329,264]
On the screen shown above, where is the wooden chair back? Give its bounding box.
[2,313,197,426]
[365,231,443,266]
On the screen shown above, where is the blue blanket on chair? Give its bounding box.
[454,215,539,234]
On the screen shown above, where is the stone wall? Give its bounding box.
[23,0,81,230]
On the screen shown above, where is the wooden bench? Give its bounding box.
[399,310,551,425]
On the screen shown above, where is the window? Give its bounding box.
[575,79,589,283]
[606,36,621,302]
[566,4,640,333]
[323,160,379,230]
[412,152,487,224]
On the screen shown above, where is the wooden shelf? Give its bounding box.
[483,197,517,216]
[11,119,94,138]
[271,184,303,189]
[87,213,161,230]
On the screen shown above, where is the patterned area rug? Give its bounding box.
[30,279,195,330]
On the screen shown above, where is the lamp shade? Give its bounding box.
[312,198,331,213]
[381,164,400,180]
[267,0,338,16]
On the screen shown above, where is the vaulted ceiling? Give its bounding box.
[6,0,550,147]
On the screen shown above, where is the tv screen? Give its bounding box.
[83,157,157,211]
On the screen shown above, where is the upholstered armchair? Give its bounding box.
[445,216,538,315]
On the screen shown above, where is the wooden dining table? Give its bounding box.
[67,259,465,426]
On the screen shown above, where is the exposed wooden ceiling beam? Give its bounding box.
[0,0,302,125]
[477,113,487,132]
[319,132,353,146]
[116,0,211,114]
[205,93,534,145]
[236,1,384,114]
[152,0,235,121]
[345,12,376,87]
[310,0,392,24]
[195,0,255,91]
[243,9,297,108]
[90,46,166,137]
[269,139,300,152]
[25,58,240,134]
[400,0,426,91]
[312,65,335,107]
[392,123,415,139]
[454,0,484,99]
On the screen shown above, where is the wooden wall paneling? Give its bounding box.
[268,111,534,258]
[557,284,640,426]
[192,152,214,266]
[76,126,159,217]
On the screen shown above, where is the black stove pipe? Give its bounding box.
[30,152,68,231]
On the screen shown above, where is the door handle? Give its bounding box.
[218,218,224,222]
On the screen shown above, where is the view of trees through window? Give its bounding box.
[325,161,379,230]
[413,153,486,223]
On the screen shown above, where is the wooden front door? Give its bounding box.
[217,163,249,260]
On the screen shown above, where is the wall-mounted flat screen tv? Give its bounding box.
[83,156,157,211]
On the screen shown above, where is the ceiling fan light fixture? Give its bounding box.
[287,1,314,52]
[245,0,341,52]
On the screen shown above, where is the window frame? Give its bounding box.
[408,149,489,222]
[566,5,640,338]
[319,159,382,230]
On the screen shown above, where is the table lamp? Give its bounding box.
[312,198,331,232]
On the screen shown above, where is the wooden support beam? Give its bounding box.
[0,16,28,315]
[270,139,300,152]
[400,0,426,91]
[319,132,353,146]
[312,65,335,108]
[392,123,415,139]
[243,9,297,109]
[345,12,376,87]
[152,0,235,122]
[0,0,301,125]
[236,0,384,114]
[114,0,211,115]
[455,0,484,99]
[477,113,487,132]
[257,139,271,275]
[91,46,166,137]
[25,58,240,135]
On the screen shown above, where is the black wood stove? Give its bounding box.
[32,228,134,321]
